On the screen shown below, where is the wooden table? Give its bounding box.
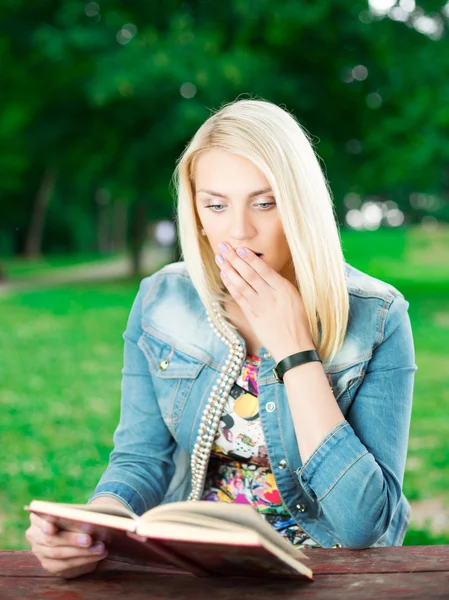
[1,547,448,599]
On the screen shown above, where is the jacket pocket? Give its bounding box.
[327,361,365,414]
[138,331,206,425]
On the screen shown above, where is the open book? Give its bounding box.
[26,500,313,580]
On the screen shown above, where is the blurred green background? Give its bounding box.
[1,0,448,549]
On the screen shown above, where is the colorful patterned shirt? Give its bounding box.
[201,354,320,548]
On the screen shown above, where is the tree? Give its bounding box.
[1,0,448,276]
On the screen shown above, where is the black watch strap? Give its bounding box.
[272,349,321,383]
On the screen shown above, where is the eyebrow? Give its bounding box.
[196,187,273,199]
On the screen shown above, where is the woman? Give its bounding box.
[27,99,417,578]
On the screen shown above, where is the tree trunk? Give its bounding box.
[96,188,111,254]
[24,169,57,258]
[112,199,128,252]
[129,199,147,277]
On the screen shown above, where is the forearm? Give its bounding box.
[278,311,415,548]
[272,337,345,465]
[271,338,404,548]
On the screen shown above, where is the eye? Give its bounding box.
[204,204,225,212]
[255,202,276,210]
[204,202,276,212]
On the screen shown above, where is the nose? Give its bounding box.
[228,208,256,243]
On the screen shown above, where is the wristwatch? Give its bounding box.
[272,349,321,383]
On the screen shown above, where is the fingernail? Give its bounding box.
[77,534,90,546]
[215,254,224,265]
[237,247,247,257]
[218,243,229,253]
[90,542,105,554]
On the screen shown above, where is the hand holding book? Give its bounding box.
[25,510,109,579]
[25,499,314,580]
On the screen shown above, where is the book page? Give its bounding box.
[146,513,241,532]
[26,501,137,532]
[142,501,308,561]
[28,500,137,519]
[137,520,261,545]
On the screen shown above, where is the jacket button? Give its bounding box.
[332,543,342,548]
[278,460,287,469]
[296,503,306,513]
[266,402,276,412]
[264,351,271,359]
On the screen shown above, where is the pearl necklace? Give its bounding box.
[187,300,245,501]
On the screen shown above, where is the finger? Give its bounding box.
[216,247,266,296]
[219,243,278,291]
[30,513,57,536]
[38,541,107,561]
[236,246,281,289]
[218,258,260,303]
[219,260,261,296]
[219,269,251,308]
[41,551,106,577]
[31,525,93,549]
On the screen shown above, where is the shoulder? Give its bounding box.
[344,262,409,340]
[345,262,409,343]
[345,263,402,303]
[326,264,410,370]
[136,262,208,345]
[137,261,193,306]
[136,261,410,368]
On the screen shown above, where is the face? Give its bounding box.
[194,148,295,290]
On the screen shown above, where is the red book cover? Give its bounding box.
[25,501,313,581]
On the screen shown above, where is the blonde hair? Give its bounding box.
[174,99,349,363]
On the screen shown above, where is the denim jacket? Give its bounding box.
[90,261,417,549]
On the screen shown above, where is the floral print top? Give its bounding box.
[201,354,320,548]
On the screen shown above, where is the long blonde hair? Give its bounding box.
[174,99,349,363]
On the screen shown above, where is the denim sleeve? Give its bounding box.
[296,294,416,548]
[88,277,177,515]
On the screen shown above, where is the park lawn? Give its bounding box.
[0,279,141,549]
[1,226,448,548]
[2,252,126,280]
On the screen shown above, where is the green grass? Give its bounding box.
[343,226,449,545]
[0,279,141,548]
[341,226,449,291]
[1,225,448,549]
[1,252,125,280]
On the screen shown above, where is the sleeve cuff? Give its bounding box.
[296,420,368,502]
[88,480,150,515]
